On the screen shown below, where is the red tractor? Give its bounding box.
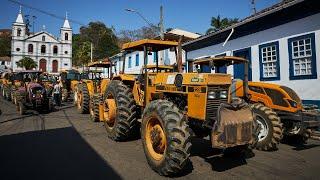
[15,71,53,115]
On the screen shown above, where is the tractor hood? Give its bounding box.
[154,73,232,86]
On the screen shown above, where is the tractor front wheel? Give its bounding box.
[251,103,283,151]
[141,100,192,176]
[103,80,137,141]
[90,94,100,122]
[77,84,90,114]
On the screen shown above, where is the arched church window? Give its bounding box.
[41,45,46,54]
[28,44,33,53]
[17,28,21,36]
[65,33,68,40]
[53,45,58,54]
[42,36,46,41]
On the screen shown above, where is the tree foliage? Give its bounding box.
[16,57,38,70]
[117,25,159,46]
[206,15,239,34]
[0,32,11,57]
[72,21,120,66]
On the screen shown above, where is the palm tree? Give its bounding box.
[206,15,239,34]
[16,57,38,70]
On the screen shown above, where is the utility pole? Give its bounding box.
[90,43,93,62]
[159,5,164,40]
[32,15,37,34]
[251,0,257,14]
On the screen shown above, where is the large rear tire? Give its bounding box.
[251,103,283,151]
[141,100,192,176]
[18,102,25,115]
[90,94,100,122]
[61,88,68,102]
[77,84,90,114]
[103,80,137,141]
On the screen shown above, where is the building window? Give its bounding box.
[259,41,280,81]
[128,56,132,68]
[288,33,317,80]
[135,54,139,66]
[17,28,21,36]
[42,35,45,41]
[16,48,20,52]
[153,52,157,63]
[64,63,68,66]
[41,45,46,54]
[65,33,68,40]
[28,44,33,53]
[64,51,68,54]
[53,45,58,54]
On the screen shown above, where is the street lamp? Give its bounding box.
[125,8,163,39]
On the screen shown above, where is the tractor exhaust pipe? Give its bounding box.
[243,61,249,101]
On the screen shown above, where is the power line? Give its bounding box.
[8,0,85,26]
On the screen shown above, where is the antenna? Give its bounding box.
[251,0,257,14]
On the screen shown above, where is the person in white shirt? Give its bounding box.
[53,80,62,106]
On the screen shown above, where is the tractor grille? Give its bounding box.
[206,86,229,121]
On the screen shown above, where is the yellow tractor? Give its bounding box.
[60,69,83,102]
[74,61,113,120]
[97,39,258,176]
[233,80,320,146]
[193,57,320,150]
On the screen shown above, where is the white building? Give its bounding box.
[110,29,200,75]
[183,0,320,106]
[11,7,72,73]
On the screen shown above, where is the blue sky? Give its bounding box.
[1,0,280,37]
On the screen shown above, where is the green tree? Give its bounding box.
[80,21,120,60]
[0,33,11,57]
[117,25,159,46]
[16,57,37,70]
[77,41,91,66]
[206,15,239,34]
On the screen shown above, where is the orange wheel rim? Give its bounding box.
[77,92,82,109]
[104,94,116,127]
[145,117,166,161]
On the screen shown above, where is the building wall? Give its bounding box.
[111,49,186,75]
[11,31,72,73]
[186,13,320,103]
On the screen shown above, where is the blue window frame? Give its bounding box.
[128,56,132,68]
[215,53,227,73]
[259,41,280,81]
[288,33,317,80]
[135,54,139,66]
[153,52,157,63]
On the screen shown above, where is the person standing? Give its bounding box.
[53,80,62,106]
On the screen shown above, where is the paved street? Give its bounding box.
[1,97,320,180]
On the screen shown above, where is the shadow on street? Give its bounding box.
[190,137,253,172]
[0,127,121,180]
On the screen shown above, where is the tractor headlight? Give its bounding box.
[32,94,36,98]
[208,91,217,99]
[220,90,228,99]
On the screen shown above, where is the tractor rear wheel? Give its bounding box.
[18,102,25,115]
[61,88,69,102]
[141,100,192,176]
[251,103,283,151]
[90,94,100,122]
[103,80,137,141]
[77,84,90,114]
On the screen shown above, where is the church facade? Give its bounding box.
[11,7,72,73]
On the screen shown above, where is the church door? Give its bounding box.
[52,60,58,73]
[39,59,47,72]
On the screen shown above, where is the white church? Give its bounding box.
[11,7,72,73]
